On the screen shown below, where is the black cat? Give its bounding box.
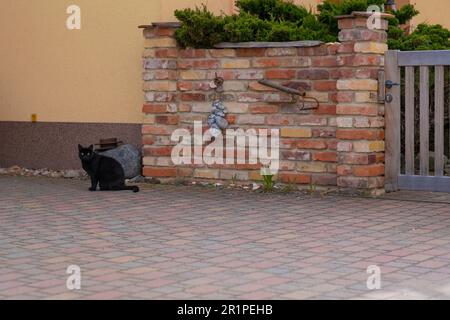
[78,145,139,193]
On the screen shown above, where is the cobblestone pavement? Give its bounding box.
[1,176,450,300]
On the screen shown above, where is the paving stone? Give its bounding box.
[1,176,450,299]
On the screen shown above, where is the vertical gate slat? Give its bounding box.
[405,67,415,175]
[385,50,401,191]
[419,66,430,176]
[434,66,445,176]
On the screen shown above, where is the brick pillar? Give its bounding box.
[335,12,391,195]
[141,23,180,179]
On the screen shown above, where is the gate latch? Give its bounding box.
[385,80,400,89]
[384,80,400,103]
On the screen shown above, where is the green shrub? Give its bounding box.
[175,0,335,48]
[223,12,272,42]
[174,0,450,51]
[174,5,227,49]
[235,0,309,23]
[389,24,450,51]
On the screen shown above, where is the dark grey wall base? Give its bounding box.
[0,121,142,170]
[398,175,450,192]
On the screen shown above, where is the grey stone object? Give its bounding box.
[208,100,229,131]
[99,144,141,179]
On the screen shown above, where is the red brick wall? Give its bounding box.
[141,13,389,194]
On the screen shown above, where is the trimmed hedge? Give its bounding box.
[173,0,450,51]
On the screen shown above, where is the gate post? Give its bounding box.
[335,12,392,195]
[384,50,401,192]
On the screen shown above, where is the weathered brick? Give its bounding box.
[298,46,328,56]
[338,153,377,165]
[236,114,265,125]
[252,58,280,68]
[296,140,327,150]
[297,162,328,173]
[184,59,222,69]
[142,135,156,145]
[209,49,236,57]
[223,81,247,91]
[222,59,251,69]
[354,91,378,103]
[266,48,297,56]
[181,93,206,102]
[178,167,194,177]
[143,70,178,81]
[194,169,220,179]
[142,125,173,135]
[143,166,177,177]
[297,69,330,80]
[279,57,311,67]
[144,37,177,48]
[143,114,155,124]
[150,27,178,37]
[338,176,384,189]
[226,103,249,114]
[337,141,353,152]
[336,129,384,140]
[142,103,177,114]
[249,104,279,114]
[142,156,156,166]
[312,174,337,186]
[143,81,177,91]
[336,104,379,116]
[266,115,294,125]
[220,170,249,181]
[352,141,385,153]
[179,103,192,112]
[235,70,264,80]
[144,59,177,70]
[311,56,338,67]
[155,48,178,58]
[155,157,175,166]
[313,80,337,92]
[154,87,180,103]
[337,79,378,91]
[296,115,327,126]
[143,146,173,156]
[280,127,312,138]
[279,172,311,184]
[312,128,335,138]
[312,151,337,162]
[265,69,296,79]
[282,151,311,161]
[353,164,384,177]
[180,70,207,80]
[354,42,388,54]
[279,160,296,171]
[339,29,387,42]
[236,48,266,57]
[155,115,179,125]
[178,49,206,58]
[341,54,383,67]
[336,117,353,128]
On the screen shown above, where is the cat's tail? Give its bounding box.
[122,185,140,193]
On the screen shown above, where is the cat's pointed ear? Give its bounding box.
[78,144,82,151]
[88,145,94,151]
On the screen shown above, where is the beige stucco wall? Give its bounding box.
[411,0,450,30]
[0,0,236,124]
[0,0,447,124]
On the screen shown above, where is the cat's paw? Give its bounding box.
[89,187,96,191]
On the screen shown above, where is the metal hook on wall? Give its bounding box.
[258,79,319,111]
